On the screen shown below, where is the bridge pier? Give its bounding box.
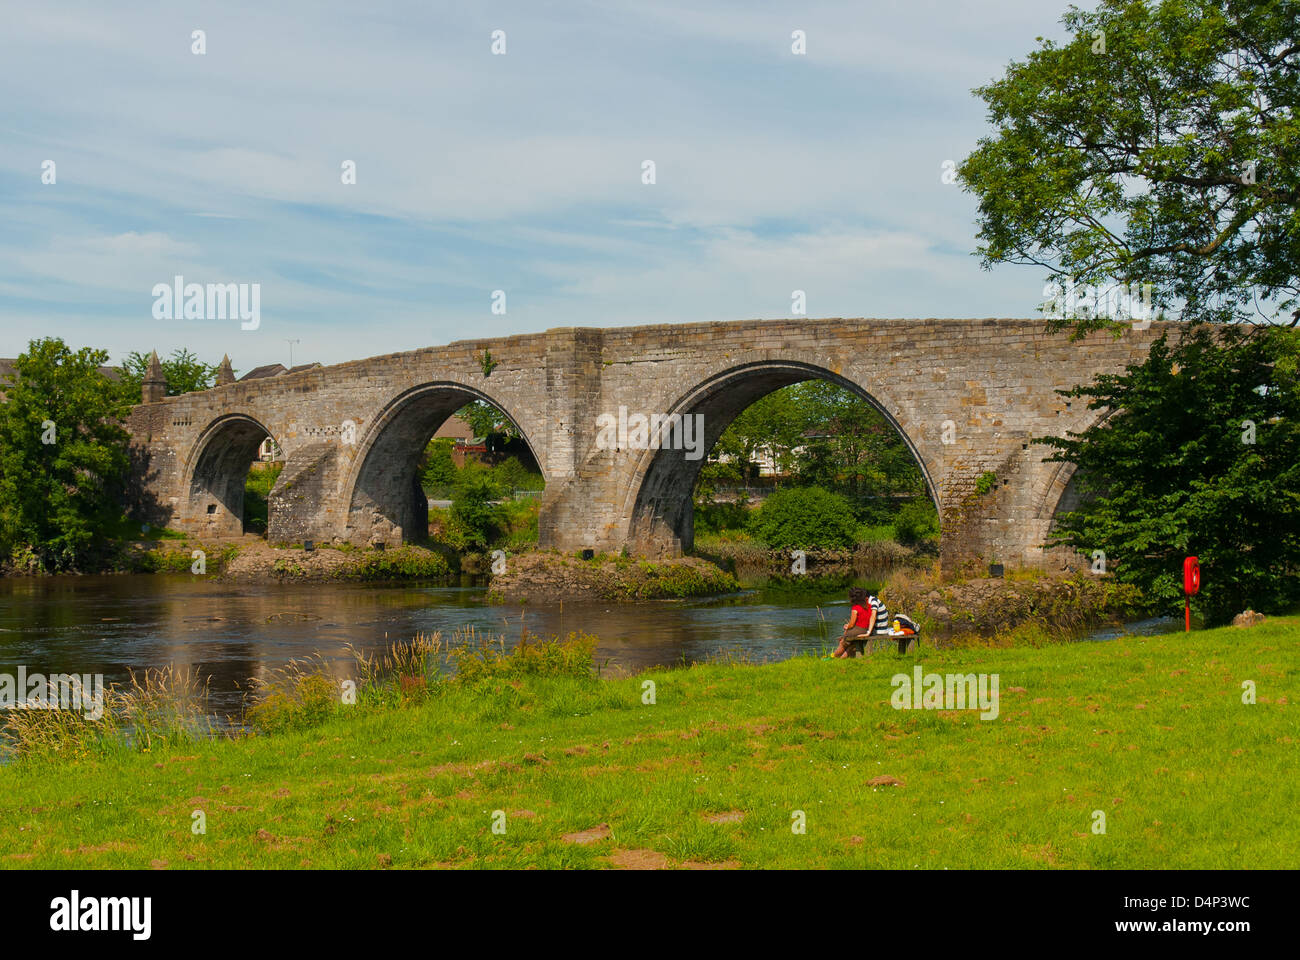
[267,443,346,545]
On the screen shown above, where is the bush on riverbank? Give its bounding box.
[218,542,453,582]
[880,564,1146,636]
[427,496,539,555]
[488,550,738,603]
[696,537,928,581]
[749,487,859,549]
[350,548,451,581]
[133,542,241,575]
[420,444,544,502]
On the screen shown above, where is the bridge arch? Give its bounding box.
[620,360,938,556]
[343,381,544,546]
[183,413,279,538]
[1030,407,1113,570]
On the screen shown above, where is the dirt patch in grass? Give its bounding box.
[606,848,669,869]
[704,810,745,824]
[59,840,136,857]
[562,823,611,845]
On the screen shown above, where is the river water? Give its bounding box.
[0,573,1178,722]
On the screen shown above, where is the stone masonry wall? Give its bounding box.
[124,317,1175,570]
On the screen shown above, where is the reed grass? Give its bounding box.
[1,665,217,762]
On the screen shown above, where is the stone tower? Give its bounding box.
[215,354,235,386]
[141,350,166,404]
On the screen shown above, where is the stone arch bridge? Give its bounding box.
[125,318,1173,571]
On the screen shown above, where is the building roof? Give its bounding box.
[432,415,476,441]
[238,363,288,381]
[235,361,320,382]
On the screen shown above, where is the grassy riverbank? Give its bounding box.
[1,618,1295,869]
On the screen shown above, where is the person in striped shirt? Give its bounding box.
[832,588,890,658]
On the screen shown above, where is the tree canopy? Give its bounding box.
[960,0,1300,334]
[1040,325,1300,624]
[0,338,133,570]
[698,380,926,503]
[117,348,221,399]
[455,401,518,440]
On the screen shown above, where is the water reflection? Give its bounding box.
[0,574,859,717]
[0,573,1169,722]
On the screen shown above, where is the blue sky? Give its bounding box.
[0,1,1090,371]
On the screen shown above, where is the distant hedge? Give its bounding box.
[749,487,858,550]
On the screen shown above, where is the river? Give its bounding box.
[0,573,1178,722]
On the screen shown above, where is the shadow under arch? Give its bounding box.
[183,413,278,537]
[622,360,938,557]
[1035,404,1120,523]
[1033,407,1113,570]
[344,381,544,546]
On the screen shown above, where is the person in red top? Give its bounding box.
[832,587,878,658]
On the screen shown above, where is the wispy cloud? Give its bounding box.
[0,0,1085,368]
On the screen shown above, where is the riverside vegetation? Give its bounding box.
[0,617,1294,869]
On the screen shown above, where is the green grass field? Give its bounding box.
[1,618,1295,869]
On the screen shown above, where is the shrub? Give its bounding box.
[135,543,239,574]
[748,486,858,549]
[496,498,540,550]
[420,438,457,491]
[493,456,543,491]
[246,672,338,735]
[694,500,750,535]
[894,499,939,544]
[352,547,450,580]
[627,560,739,599]
[856,522,897,544]
[428,505,472,551]
[448,631,598,686]
[451,464,506,548]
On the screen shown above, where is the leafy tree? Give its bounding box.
[699,381,926,499]
[713,389,806,483]
[787,380,925,499]
[960,0,1300,334]
[493,455,542,491]
[693,380,929,535]
[749,487,859,550]
[0,338,133,570]
[893,499,940,544]
[456,401,518,441]
[1040,326,1300,625]
[451,463,506,549]
[420,438,457,490]
[117,348,221,399]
